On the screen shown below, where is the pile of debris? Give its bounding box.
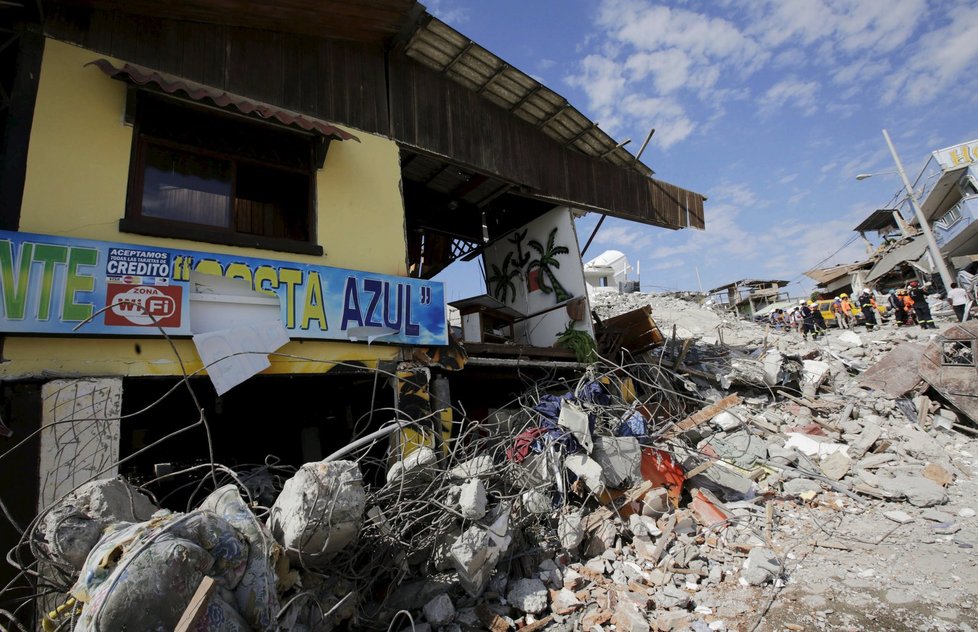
[7,291,978,631]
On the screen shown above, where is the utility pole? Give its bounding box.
[882,129,955,290]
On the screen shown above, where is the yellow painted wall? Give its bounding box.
[3,37,409,378]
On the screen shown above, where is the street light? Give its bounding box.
[855,170,897,181]
[857,129,955,290]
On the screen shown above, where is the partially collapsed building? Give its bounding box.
[0,1,708,627]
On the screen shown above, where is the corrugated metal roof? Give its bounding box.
[804,262,867,286]
[403,15,654,178]
[87,59,360,142]
[853,209,900,233]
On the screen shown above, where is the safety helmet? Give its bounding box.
[889,289,896,294]
[798,299,806,304]
[840,293,848,298]
[909,281,919,287]
[834,296,840,300]
[862,288,870,294]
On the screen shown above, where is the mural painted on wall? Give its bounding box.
[527,227,571,302]
[482,207,593,348]
[489,227,572,305]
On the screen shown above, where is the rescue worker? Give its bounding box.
[887,289,905,326]
[811,301,827,336]
[900,290,916,325]
[858,288,877,331]
[832,296,849,329]
[800,299,816,340]
[908,280,936,329]
[839,293,855,329]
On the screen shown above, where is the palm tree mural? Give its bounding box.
[527,227,572,303]
[487,251,521,303]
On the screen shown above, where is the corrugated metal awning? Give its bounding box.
[87,59,359,142]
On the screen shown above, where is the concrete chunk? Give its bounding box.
[564,453,605,494]
[459,478,487,520]
[506,578,548,614]
[268,460,365,568]
[423,593,455,627]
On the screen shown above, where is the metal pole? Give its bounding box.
[580,213,606,257]
[882,129,955,290]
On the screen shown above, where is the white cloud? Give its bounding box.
[565,54,627,115]
[758,78,819,116]
[426,0,470,25]
[882,5,978,105]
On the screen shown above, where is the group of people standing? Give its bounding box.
[769,278,969,338]
[832,289,884,331]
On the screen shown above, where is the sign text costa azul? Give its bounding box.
[0,230,447,345]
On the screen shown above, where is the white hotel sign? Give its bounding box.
[934,139,978,171]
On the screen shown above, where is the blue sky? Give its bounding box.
[428,0,978,301]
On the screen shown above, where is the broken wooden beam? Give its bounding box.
[660,394,742,440]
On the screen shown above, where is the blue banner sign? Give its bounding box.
[0,230,447,345]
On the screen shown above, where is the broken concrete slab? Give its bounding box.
[591,435,642,487]
[742,547,781,585]
[884,510,913,524]
[819,451,851,481]
[857,342,925,396]
[877,475,948,508]
[558,400,593,453]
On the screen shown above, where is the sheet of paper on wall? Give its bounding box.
[192,319,290,395]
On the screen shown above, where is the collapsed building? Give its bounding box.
[808,137,978,300]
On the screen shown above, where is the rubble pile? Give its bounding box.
[7,291,978,631]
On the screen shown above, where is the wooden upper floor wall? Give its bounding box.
[42,3,705,230]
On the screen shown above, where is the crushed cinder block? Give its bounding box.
[506,578,548,614]
[268,460,365,568]
[459,478,487,520]
[801,360,830,399]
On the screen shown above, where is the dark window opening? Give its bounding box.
[942,340,975,366]
[122,94,322,255]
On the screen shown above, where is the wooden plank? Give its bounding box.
[174,575,216,632]
[660,394,742,440]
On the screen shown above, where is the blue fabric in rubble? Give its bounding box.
[615,411,647,437]
[531,381,609,453]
